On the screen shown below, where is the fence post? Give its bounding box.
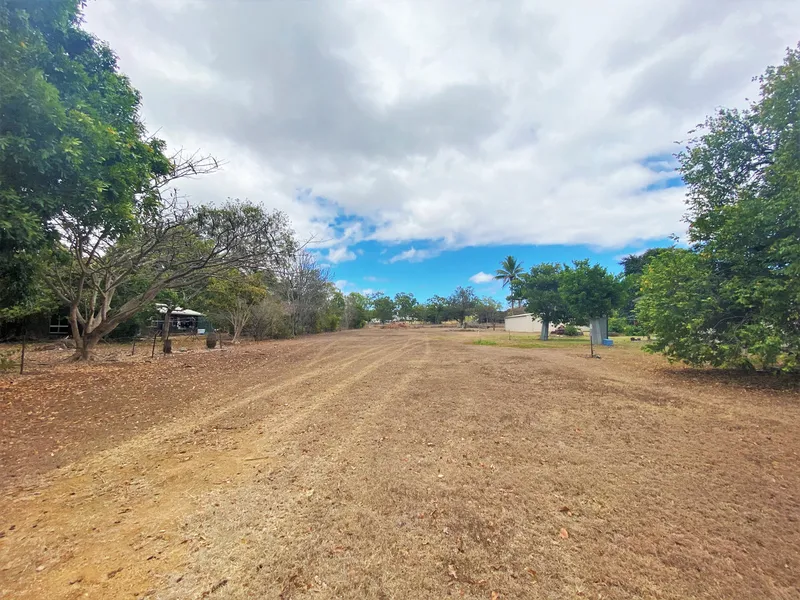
[151,331,158,358]
[19,328,27,375]
[131,338,137,356]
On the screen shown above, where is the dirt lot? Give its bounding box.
[1,328,798,599]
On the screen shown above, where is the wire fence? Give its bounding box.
[0,330,233,375]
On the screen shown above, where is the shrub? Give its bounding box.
[563,324,582,336]
[206,332,218,349]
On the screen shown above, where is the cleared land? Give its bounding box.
[1,328,798,599]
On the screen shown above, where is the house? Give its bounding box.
[153,304,210,335]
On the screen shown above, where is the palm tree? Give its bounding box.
[495,255,524,310]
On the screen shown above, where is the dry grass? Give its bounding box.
[1,329,798,599]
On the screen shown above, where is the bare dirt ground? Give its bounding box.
[1,328,798,599]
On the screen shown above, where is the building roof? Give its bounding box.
[155,304,204,317]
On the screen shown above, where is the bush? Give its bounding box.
[206,332,218,349]
[563,324,582,336]
[248,297,292,340]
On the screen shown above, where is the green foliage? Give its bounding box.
[343,292,370,329]
[559,260,621,323]
[518,263,568,329]
[447,286,478,327]
[0,0,170,316]
[562,324,582,337]
[640,45,800,371]
[637,249,738,366]
[371,294,396,323]
[393,292,418,320]
[474,297,503,323]
[473,339,497,346]
[619,249,670,277]
[0,251,57,322]
[423,295,448,324]
[494,256,524,307]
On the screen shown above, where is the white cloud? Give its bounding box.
[83,0,800,250]
[363,275,386,282]
[387,247,440,264]
[325,246,357,264]
[469,271,496,284]
[334,279,350,290]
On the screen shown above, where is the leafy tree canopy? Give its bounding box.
[0,0,171,318]
[560,260,621,324]
[640,45,800,371]
[518,263,568,340]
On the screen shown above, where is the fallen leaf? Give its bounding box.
[559,528,569,539]
[491,592,501,600]
[448,564,458,580]
[559,506,570,513]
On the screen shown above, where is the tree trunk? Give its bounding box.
[68,303,83,353]
[540,319,550,341]
[72,332,100,361]
[162,308,173,353]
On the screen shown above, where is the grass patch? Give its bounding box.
[473,339,498,346]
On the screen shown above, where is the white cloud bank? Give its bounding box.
[84,0,800,251]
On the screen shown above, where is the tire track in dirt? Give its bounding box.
[3,339,386,497]
[0,334,424,600]
[160,335,434,598]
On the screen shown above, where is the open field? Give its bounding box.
[1,328,799,599]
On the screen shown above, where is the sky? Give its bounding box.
[82,0,800,305]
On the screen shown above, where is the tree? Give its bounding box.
[560,260,621,343]
[342,292,369,329]
[248,294,291,340]
[394,292,418,321]
[447,286,478,328]
[494,256,524,309]
[203,271,268,343]
[616,248,672,333]
[519,263,568,340]
[636,249,740,366]
[46,198,293,359]
[619,249,670,277]
[474,296,503,325]
[276,252,332,335]
[371,294,396,324]
[640,45,800,371]
[424,295,448,324]
[0,0,172,318]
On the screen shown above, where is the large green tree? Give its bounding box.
[0,0,172,318]
[560,260,621,339]
[639,45,800,371]
[371,294,396,324]
[519,263,568,340]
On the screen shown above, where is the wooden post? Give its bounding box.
[19,328,27,375]
[590,332,594,358]
[130,338,137,356]
[151,330,158,358]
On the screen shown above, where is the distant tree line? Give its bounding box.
[363,287,502,328]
